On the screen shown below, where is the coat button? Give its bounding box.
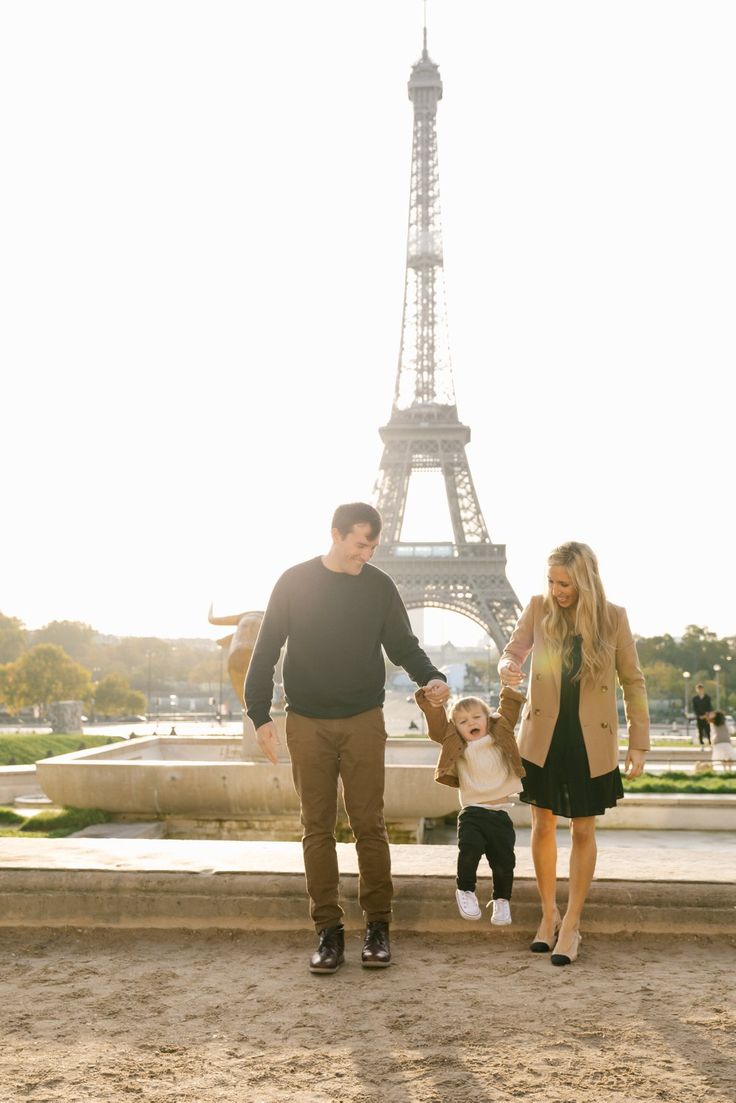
[534,708,541,716]
[601,686,608,692]
[600,722,607,728]
[536,673,542,680]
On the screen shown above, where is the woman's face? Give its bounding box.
[548,565,578,609]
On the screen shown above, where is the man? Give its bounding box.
[244,502,448,974]
[692,683,713,747]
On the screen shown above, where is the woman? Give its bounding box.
[499,541,649,966]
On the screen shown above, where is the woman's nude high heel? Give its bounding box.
[550,929,581,966]
[530,910,561,953]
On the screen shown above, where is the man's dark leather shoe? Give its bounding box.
[361,921,391,968]
[309,924,345,974]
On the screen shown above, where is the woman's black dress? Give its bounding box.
[520,636,623,818]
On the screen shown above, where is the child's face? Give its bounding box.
[453,706,488,742]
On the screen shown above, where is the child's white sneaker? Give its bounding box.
[490,898,512,926]
[455,889,482,920]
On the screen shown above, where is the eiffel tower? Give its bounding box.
[372,27,522,651]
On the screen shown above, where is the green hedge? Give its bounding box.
[623,771,736,794]
[0,805,113,838]
[0,807,25,825]
[0,733,124,766]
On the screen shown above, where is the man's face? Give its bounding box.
[331,523,380,574]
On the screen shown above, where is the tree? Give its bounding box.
[94,673,146,717]
[0,612,27,663]
[0,644,93,714]
[32,620,96,665]
[640,662,682,701]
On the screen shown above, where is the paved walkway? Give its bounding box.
[0,832,732,934]
[0,828,732,882]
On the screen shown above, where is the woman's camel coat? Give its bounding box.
[500,596,650,778]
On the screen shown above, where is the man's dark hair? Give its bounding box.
[331,502,382,539]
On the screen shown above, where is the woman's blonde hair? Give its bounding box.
[542,541,614,683]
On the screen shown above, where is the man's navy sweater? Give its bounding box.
[244,557,445,729]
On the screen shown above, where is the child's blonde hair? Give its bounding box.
[451,696,491,721]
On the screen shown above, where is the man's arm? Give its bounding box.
[381,586,447,689]
[244,575,289,732]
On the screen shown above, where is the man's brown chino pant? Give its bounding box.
[285,707,393,931]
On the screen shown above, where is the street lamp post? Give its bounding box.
[682,671,691,740]
[713,664,722,711]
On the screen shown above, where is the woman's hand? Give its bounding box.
[498,659,524,687]
[624,748,646,779]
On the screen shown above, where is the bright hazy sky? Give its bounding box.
[3,2,734,646]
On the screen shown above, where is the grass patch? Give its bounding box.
[0,805,113,838]
[18,806,113,836]
[0,733,124,766]
[0,807,25,825]
[623,771,736,794]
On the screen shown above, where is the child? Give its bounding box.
[416,684,526,925]
[710,711,736,768]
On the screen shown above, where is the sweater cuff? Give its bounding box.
[247,709,272,731]
[499,685,526,701]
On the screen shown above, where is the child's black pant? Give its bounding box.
[456,806,515,900]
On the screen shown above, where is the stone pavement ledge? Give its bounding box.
[0,832,733,935]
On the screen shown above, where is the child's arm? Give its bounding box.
[490,685,526,777]
[495,685,525,731]
[414,688,451,745]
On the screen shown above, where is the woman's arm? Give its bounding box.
[498,600,536,685]
[615,607,650,777]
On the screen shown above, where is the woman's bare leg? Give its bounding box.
[556,814,597,953]
[530,805,560,942]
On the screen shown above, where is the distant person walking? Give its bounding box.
[244,502,449,974]
[498,542,649,966]
[692,684,712,747]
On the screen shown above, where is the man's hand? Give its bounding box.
[624,748,646,779]
[422,679,450,708]
[498,659,524,687]
[256,720,281,764]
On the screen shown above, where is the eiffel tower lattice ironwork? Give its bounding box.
[372,28,522,651]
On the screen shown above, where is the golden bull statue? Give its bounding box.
[207,606,264,702]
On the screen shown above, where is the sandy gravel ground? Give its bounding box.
[0,927,733,1103]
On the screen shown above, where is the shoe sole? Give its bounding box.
[490,918,512,926]
[361,959,391,968]
[458,911,482,921]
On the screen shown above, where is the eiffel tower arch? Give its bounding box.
[372,27,521,653]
